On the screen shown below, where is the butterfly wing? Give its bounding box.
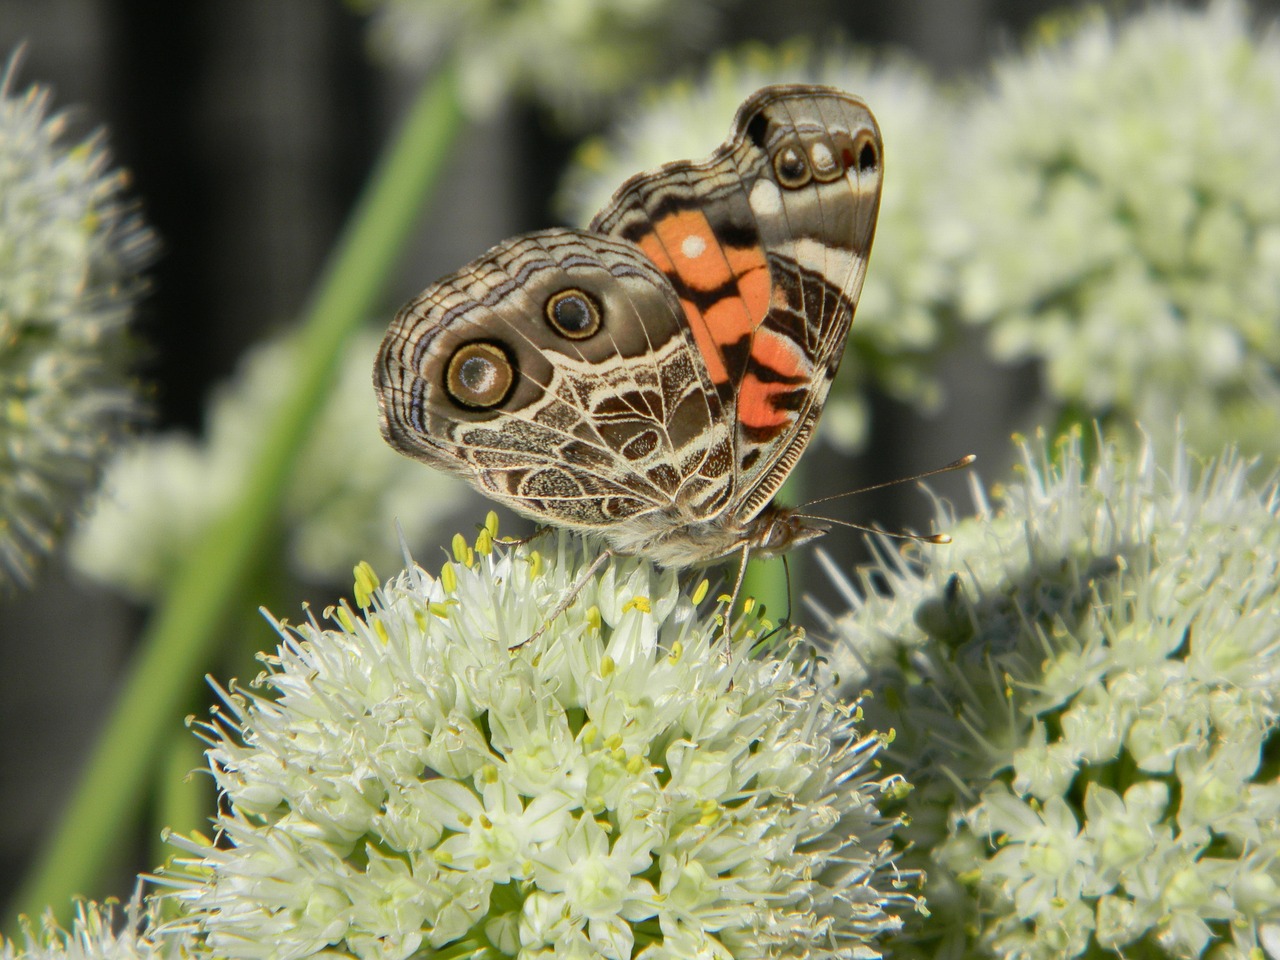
[590,84,883,523]
[374,228,737,535]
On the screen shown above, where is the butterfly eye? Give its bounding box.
[445,341,515,409]
[773,145,811,189]
[545,288,602,339]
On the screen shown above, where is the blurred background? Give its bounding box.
[4,0,1278,925]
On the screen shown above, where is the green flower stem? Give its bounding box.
[742,466,804,628]
[10,64,464,929]
[151,728,210,878]
[151,569,286,871]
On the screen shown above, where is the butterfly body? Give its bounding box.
[375,85,882,568]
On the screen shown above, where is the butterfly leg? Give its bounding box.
[497,524,554,548]
[719,544,753,650]
[512,546,614,651]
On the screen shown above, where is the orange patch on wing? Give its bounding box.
[749,327,808,382]
[653,210,731,291]
[737,329,807,433]
[680,298,729,384]
[725,243,766,277]
[637,232,675,273]
[736,266,771,327]
[736,374,795,432]
[702,292,756,351]
[635,212,781,392]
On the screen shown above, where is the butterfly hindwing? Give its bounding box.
[374,228,736,533]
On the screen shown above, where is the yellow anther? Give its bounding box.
[622,596,651,615]
[698,800,720,826]
[353,561,379,609]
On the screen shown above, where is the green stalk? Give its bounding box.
[742,466,805,632]
[150,728,210,877]
[10,65,464,928]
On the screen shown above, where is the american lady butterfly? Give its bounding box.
[375,85,883,589]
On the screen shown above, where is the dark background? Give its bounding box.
[5,0,1266,922]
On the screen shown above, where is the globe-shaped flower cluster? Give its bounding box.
[160,521,920,960]
[822,432,1280,960]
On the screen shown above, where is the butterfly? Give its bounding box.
[374,85,883,597]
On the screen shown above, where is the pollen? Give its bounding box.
[622,595,652,614]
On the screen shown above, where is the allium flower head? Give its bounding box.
[559,44,954,451]
[355,0,738,119]
[954,2,1280,457]
[69,328,464,598]
[2,895,187,960]
[0,56,155,587]
[162,519,919,960]
[820,430,1280,960]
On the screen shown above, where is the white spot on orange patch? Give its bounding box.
[681,234,707,259]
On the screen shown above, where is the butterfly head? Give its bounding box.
[747,503,830,558]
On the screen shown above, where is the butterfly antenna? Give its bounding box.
[792,513,953,544]
[800,454,976,510]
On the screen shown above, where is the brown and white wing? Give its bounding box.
[374,228,735,534]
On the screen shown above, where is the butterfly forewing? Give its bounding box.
[590,85,883,523]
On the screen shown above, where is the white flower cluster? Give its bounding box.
[160,521,919,960]
[69,328,464,598]
[954,0,1280,457]
[1,896,184,960]
[558,43,952,452]
[0,56,154,587]
[357,0,738,119]
[821,431,1280,960]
